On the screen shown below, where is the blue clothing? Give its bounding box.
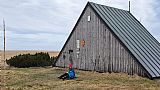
[68,68,75,79]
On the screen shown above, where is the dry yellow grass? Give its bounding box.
[1,67,160,90]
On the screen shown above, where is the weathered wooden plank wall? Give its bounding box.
[56,6,148,77]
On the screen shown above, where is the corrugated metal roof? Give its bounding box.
[89,2,160,78]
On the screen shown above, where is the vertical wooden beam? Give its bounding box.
[3,19,6,69]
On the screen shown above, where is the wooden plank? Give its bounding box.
[93,11,96,71]
[127,50,129,74]
[113,35,115,73]
[85,9,88,70]
[115,37,117,72]
[108,31,111,72]
[136,60,138,74]
[132,57,134,75]
[91,10,94,70]
[132,58,135,75]
[78,21,81,69]
[120,45,123,72]
[112,35,115,72]
[95,16,97,71]
[105,27,109,72]
[98,17,100,71]
[118,44,120,72]
[101,24,104,71]
[129,54,131,75]
[116,42,118,72]
[128,53,130,74]
[110,33,113,72]
[115,36,117,72]
[80,19,83,69]
[88,8,91,70]
[82,14,85,70]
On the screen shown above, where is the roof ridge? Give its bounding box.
[88,1,129,12]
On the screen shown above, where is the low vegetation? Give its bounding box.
[6,52,57,68]
[1,67,160,90]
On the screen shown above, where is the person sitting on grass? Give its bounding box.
[58,64,75,80]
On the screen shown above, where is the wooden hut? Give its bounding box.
[56,2,160,79]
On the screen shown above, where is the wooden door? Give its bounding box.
[69,50,73,65]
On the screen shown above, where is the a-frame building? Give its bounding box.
[56,2,160,79]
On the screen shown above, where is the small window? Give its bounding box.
[69,50,73,54]
[88,15,91,22]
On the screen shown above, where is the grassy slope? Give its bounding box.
[1,67,160,90]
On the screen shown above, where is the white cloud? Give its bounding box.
[0,0,159,50]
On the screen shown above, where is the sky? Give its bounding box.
[0,0,159,51]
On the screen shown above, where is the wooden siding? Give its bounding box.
[56,6,148,77]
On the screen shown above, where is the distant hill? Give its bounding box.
[0,50,59,59]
